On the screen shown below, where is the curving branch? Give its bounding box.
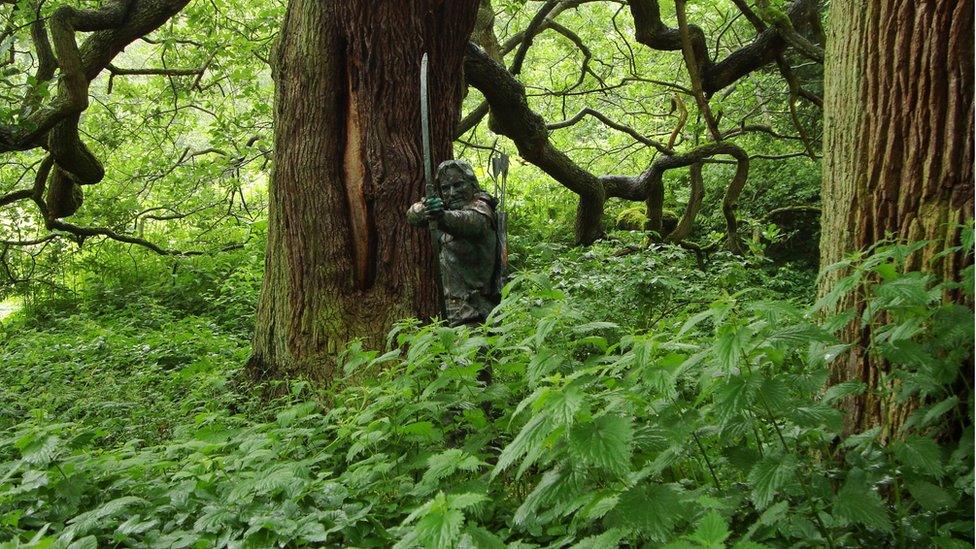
[455,0,598,138]
[755,0,823,63]
[1,0,192,153]
[508,0,560,76]
[1,0,191,233]
[628,0,820,96]
[547,107,669,152]
[668,161,704,242]
[601,142,750,253]
[667,93,688,148]
[465,42,748,249]
[465,42,607,244]
[674,0,720,140]
[729,0,821,156]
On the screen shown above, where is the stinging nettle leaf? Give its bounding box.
[748,454,796,509]
[832,469,892,532]
[568,414,634,476]
[892,435,943,477]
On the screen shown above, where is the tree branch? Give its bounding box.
[628,0,819,96]
[547,107,669,152]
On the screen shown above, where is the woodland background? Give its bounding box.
[0,0,972,547]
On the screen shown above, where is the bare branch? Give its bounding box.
[547,107,670,153]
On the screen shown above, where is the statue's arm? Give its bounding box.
[406,201,428,227]
[440,209,491,238]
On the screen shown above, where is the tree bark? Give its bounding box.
[820,0,974,437]
[248,0,479,383]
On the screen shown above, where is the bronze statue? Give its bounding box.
[407,159,500,326]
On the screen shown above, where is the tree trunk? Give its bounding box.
[248,0,479,383]
[820,0,974,437]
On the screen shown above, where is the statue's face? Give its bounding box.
[439,168,475,209]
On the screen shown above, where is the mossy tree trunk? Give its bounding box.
[248,0,479,383]
[820,0,974,437]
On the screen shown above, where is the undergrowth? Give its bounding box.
[0,238,971,548]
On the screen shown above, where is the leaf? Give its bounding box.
[527,350,564,385]
[873,262,898,281]
[714,325,750,370]
[747,454,795,509]
[421,449,483,488]
[765,323,831,347]
[757,377,791,413]
[688,511,730,546]
[874,273,937,307]
[832,469,891,532]
[401,421,440,442]
[492,414,551,479]
[20,435,59,466]
[513,467,574,526]
[813,271,861,313]
[841,426,881,450]
[116,515,159,536]
[680,309,713,337]
[275,402,317,427]
[906,479,954,512]
[892,435,943,477]
[544,383,586,426]
[449,492,488,510]
[534,316,559,348]
[921,397,960,427]
[714,374,759,424]
[568,414,633,475]
[458,525,506,549]
[568,528,628,549]
[605,484,681,541]
[822,381,866,404]
[193,507,234,533]
[67,536,98,549]
[790,404,843,430]
[573,321,619,334]
[415,508,464,549]
[92,496,147,519]
[575,490,620,522]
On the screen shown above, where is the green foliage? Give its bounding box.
[0,237,971,547]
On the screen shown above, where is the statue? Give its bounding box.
[407,159,500,326]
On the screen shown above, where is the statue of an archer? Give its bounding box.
[407,160,501,326]
[407,53,507,327]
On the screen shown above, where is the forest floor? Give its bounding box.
[0,232,971,548]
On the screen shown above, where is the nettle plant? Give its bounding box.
[0,238,971,548]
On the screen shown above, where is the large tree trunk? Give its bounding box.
[820,1,974,437]
[248,0,479,383]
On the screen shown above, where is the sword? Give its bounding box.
[420,53,447,319]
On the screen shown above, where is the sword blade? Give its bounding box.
[420,53,434,196]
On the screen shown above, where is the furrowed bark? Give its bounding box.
[248,0,479,383]
[820,0,974,439]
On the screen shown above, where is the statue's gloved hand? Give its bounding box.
[423,197,445,220]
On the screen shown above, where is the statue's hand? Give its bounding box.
[424,197,445,220]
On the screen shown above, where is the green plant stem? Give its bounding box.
[748,359,836,549]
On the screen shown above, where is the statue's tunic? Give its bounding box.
[407,194,498,326]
